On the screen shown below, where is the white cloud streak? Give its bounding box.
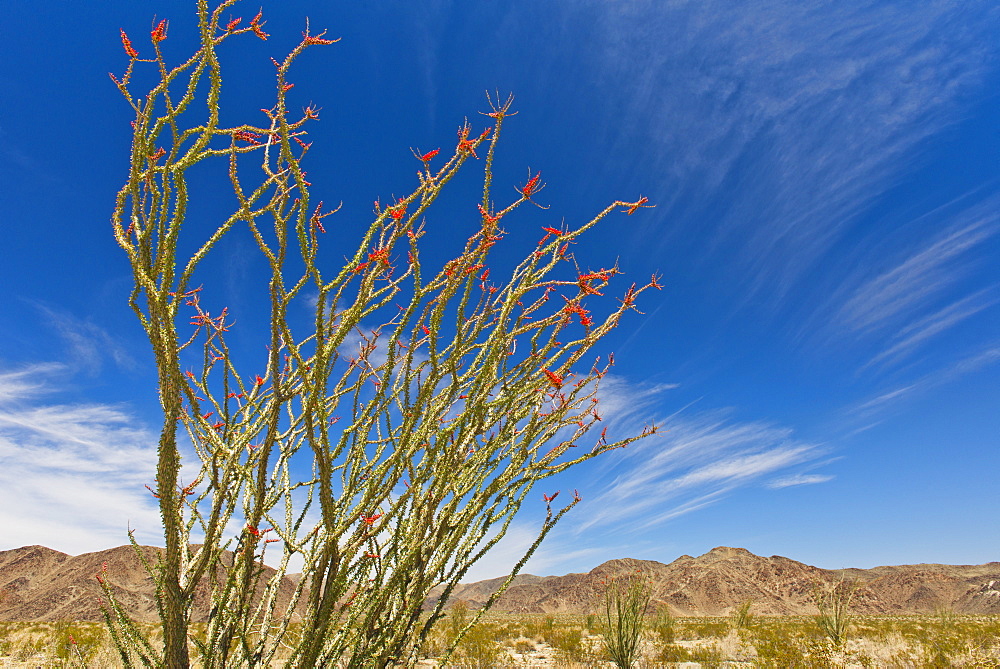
[847,344,1000,420]
[0,364,161,554]
[767,473,834,489]
[575,400,824,535]
[837,219,997,338]
[586,0,997,304]
[861,289,997,372]
[34,303,138,374]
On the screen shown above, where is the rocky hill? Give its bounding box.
[0,544,301,623]
[438,547,1000,616]
[1,544,997,621]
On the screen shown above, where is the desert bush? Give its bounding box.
[812,579,860,645]
[52,621,107,664]
[104,0,656,666]
[510,637,535,654]
[650,606,675,645]
[450,621,506,668]
[601,574,651,667]
[680,618,729,639]
[548,626,589,663]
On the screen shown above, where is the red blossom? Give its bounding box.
[303,29,340,46]
[250,11,269,40]
[233,130,261,145]
[543,491,559,503]
[120,29,138,58]
[421,325,431,336]
[541,226,562,236]
[225,17,242,32]
[151,19,168,43]
[563,303,592,327]
[578,271,611,296]
[623,284,637,305]
[457,125,479,158]
[477,203,499,226]
[626,196,648,215]
[362,513,383,525]
[254,374,265,386]
[520,172,541,197]
[418,148,440,163]
[542,369,563,389]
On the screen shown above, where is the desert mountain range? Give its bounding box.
[1,544,998,622]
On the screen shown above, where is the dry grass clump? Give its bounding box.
[1,612,998,667]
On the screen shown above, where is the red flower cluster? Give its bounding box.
[120,29,138,58]
[563,302,593,327]
[233,130,261,145]
[250,11,269,40]
[478,203,500,226]
[520,172,541,197]
[151,19,168,43]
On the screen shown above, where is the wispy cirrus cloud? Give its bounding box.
[33,302,138,375]
[861,290,997,372]
[576,408,826,535]
[836,217,997,338]
[846,344,1000,424]
[585,0,998,303]
[0,364,161,554]
[767,473,834,489]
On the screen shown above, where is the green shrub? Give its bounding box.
[601,575,651,668]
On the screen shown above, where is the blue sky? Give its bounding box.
[1,0,997,581]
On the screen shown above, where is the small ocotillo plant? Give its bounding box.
[731,599,754,630]
[813,579,860,645]
[104,0,659,666]
[601,574,651,667]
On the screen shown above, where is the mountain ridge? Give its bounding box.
[1,544,998,621]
